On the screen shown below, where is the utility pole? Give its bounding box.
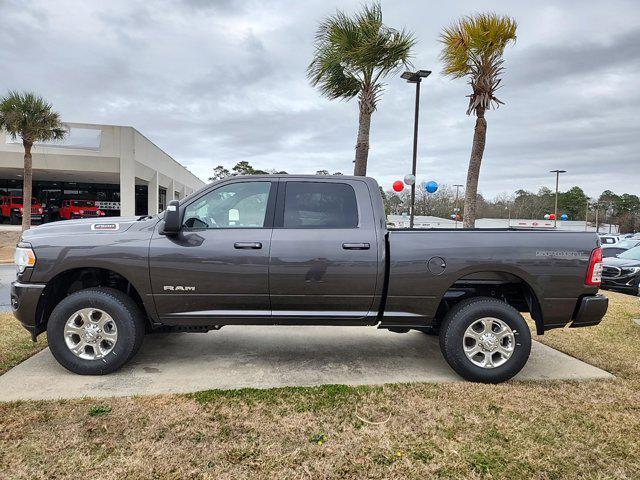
[401,69,431,228]
[550,169,566,228]
[453,183,463,229]
[585,200,590,231]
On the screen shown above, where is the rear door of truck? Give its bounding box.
[268,178,379,322]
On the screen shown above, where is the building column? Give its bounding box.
[148,171,159,215]
[169,179,176,201]
[119,128,136,216]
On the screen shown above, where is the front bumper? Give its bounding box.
[570,294,609,328]
[14,213,43,220]
[10,281,46,338]
[601,276,640,296]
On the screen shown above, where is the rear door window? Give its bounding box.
[283,182,358,228]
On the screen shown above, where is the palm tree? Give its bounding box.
[440,13,517,228]
[0,91,67,231]
[308,2,415,176]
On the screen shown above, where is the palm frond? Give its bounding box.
[308,2,415,111]
[439,12,517,115]
[0,90,68,143]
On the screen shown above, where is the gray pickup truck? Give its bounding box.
[11,175,608,383]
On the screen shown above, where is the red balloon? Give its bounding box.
[549,213,556,220]
[393,180,404,192]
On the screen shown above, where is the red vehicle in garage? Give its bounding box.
[0,196,43,224]
[59,200,105,220]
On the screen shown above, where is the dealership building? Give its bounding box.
[0,122,205,217]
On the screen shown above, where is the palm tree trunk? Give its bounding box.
[462,108,487,228]
[22,141,33,232]
[354,87,374,176]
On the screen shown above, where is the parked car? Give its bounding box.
[0,195,43,224]
[11,175,608,383]
[599,234,620,246]
[601,245,640,296]
[602,239,640,258]
[59,200,105,220]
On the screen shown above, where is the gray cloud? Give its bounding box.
[1,0,639,199]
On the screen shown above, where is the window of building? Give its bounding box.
[159,187,167,212]
[183,181,271,229]
[283,182,358,228]
[5,127,101,150]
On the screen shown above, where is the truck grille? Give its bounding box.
[83,211,98,216]
[602,266,621,278]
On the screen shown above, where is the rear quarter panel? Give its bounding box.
[386,230,600,328]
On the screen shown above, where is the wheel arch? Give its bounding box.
[434,269,544,335]
[35,267,156,334]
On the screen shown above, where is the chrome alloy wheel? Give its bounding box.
[463,317,515,369]
[63,308,118,360]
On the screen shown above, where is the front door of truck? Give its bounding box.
[149,180,276,324]
[268,179,379,321]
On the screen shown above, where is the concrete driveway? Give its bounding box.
[0,326,613,401]
[0,264,15,312]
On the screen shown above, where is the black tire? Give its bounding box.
[439,296,531,383]
[10,213,19,225]
[47,287,145,375]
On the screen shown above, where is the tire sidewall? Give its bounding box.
[47,289,140,375]
[441,299,532,383]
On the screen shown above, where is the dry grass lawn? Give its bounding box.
[0,313,47,374]
[1,292,639,479]
[0,230,20,263]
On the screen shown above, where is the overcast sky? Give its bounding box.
[1,0,639,198]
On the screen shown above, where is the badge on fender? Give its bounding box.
[91,223,120,231]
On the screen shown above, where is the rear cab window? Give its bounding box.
[282,181,358,228]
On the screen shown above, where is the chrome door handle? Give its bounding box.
[234,242,262,249]
[342,242,370,250]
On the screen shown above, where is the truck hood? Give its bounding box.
[21,216,153,241]
[602,256,640,268]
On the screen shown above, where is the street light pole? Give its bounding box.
[401,69,431,228]
[550,169,566,228]
[585,200,590,231]
[453,183,463,229]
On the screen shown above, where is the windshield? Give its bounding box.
[615,240,640,250]
[72,200,95,207]
[618,246,640,261]
[10,197,38,205]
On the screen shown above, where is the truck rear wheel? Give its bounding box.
[47,287,145,375]
[439,296,531,383]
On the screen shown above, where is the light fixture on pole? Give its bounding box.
[401,69,431,228]
[550,169,566,228]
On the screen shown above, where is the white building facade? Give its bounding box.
[0,122,205,217]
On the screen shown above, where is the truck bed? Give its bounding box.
[383,229,600,331]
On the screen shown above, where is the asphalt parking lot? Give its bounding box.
[0,326,613,401]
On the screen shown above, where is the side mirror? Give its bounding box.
[162,200,181,235]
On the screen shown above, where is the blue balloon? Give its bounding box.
[425,181,438,193]
[450,214,456,219]
[561,213,568,221]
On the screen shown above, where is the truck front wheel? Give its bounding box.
[439,297,531,383]
[47,287,145,375]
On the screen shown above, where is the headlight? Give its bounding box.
[79,210,85,214]
[14,245,36,273]
[622,267,640,275]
